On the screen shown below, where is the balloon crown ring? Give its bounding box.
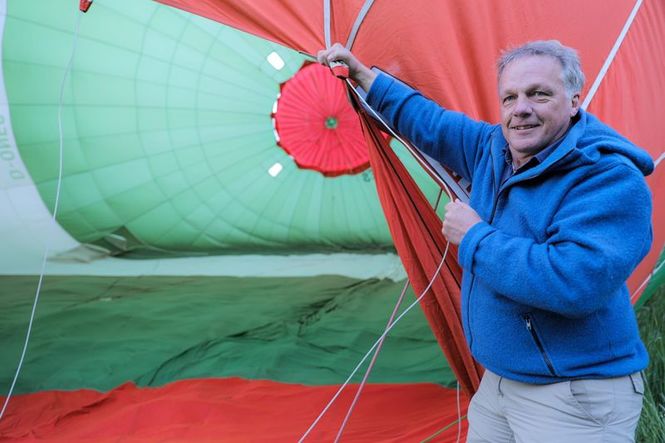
[325,116,338,129]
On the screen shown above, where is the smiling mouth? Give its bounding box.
[511,124,539,130]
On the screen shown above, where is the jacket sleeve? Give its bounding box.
[366,73,493,183]
[458,163,653,318]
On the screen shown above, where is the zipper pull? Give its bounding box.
[525,316,532,331]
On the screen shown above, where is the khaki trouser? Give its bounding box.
[467,370,644,443]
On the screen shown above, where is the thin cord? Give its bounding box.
[456,381,462,443]
[0,8,82,422]
[419,415,467,443]
[346,76,467,443]
[333,189,445,442]
[332,280,411,443]
[297,74,455,442]
[298,241,450,442]
[347,76,466,442]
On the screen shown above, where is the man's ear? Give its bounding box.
[571,93,581,116]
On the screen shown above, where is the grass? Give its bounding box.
[636,285,665,443]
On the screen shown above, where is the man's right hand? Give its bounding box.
[316,43,377,91]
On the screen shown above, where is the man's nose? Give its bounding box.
[513,95,532,116]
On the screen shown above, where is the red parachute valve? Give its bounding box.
[79,0,93,13]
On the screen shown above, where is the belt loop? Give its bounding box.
[498,376,504,396]
[629,372,645,394]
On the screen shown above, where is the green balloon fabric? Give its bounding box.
[0,275,455,394]
[2,0,443,255]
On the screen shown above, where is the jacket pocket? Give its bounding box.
[524,314,557,376]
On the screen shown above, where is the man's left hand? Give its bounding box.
[442,199,482,245]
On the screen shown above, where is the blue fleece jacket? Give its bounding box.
[367,73,653,383]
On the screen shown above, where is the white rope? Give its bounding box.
[296,72,460,442]
[345,0,375,50]
[455,381,462,443]
[332,80,459,440]
[323,0,331,48]
[290,56,464,441]
[297,241,451,442]
[580,0,658,304]
[582,0,643,109]
[332,190,447,442]
[0,5,81,423]
[654,152,664,168]
[332,280,411,443]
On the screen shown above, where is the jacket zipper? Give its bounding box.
[524,314,557,376]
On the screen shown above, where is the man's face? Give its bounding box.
[498,55,580,167]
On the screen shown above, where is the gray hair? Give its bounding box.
[497,40,585,97]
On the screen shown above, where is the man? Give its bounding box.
[318,40,653,442]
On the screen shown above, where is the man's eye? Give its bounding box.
[503,96,515,104]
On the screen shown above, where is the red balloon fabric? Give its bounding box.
[155,3,665,392]
[155,0,665,304]
[0,378,469,442]
[273,63,368,176]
